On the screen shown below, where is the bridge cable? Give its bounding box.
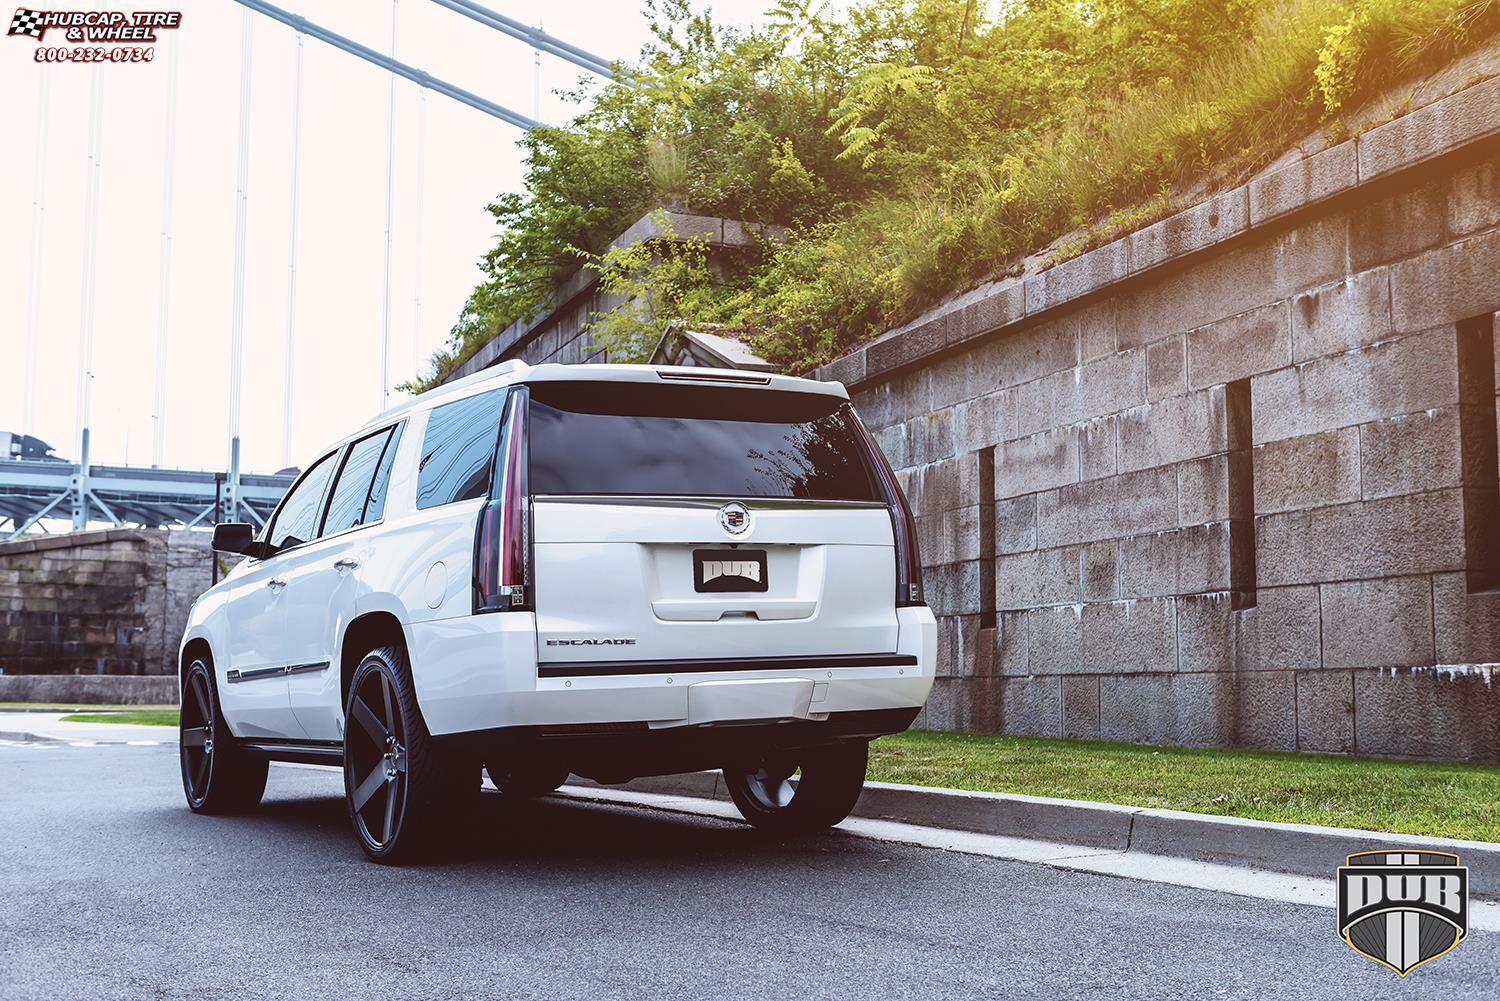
[230,0,541,130]
[380,0,399,413]
[227,8,255,522]
[22,65,49,439]
[150,31,180,468]
[281,30,305,469]
[412,69,427,379]
[429,0,615,79]
[73,62,104,530]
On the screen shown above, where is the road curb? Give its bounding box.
[0,730,66,745]
[595,772,1500,899]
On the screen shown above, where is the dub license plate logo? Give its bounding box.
[1337,850,1468,976]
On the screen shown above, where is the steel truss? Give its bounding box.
[0,460,294,540]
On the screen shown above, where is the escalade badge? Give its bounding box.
[718,502,751,536]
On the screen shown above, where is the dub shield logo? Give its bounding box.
[1337,850,1468,975]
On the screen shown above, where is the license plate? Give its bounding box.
[693,549,768,593]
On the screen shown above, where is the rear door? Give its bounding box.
[528,379,898,671]
[282,423,403,740]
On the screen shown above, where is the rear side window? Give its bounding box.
[268,450,339,550]
[363,423,403,523]
[416,389,508,509]
[321,425,399,536]
[528,382,879,500]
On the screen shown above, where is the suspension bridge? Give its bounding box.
[4,0,617,540]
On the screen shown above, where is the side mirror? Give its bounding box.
[211,522,266,558]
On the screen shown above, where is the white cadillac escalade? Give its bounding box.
[178,362,935,862]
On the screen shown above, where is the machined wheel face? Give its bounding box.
[346,661,410,853]
[180,663,216,808]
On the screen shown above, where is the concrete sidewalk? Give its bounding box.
[0,711,174,746]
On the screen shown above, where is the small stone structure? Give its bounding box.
[442,211,778,379]
[649,325,776,371]
[0,528,213,678]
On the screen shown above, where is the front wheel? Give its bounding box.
[723,742,869,834]
[180,659,268,814]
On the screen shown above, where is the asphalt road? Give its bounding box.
[3,743,1496,1000]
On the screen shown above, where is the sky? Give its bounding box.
[0,0,772,475]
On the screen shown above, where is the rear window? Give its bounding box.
[527,381,879,500]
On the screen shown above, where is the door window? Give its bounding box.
[415,388,508,509]
[267,451,339,551]
[321,425,399,537]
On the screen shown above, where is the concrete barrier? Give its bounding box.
[0,674,178,705]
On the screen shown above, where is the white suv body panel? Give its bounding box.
[180,362,935,753]
[408,605,935,736]
[532,499,899,665]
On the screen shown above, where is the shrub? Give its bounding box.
[409,0,1500,389]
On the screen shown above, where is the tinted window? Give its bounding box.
[268,450,338,550]
[415,389,508,509]
[322,427,396,537]
[528,382,878,500]
[364,422,403,524]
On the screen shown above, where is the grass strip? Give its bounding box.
[869,730,1500,843]
[59,710,178,727]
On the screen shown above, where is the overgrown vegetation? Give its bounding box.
[870,730,1500,840]
[411,0,1500,389]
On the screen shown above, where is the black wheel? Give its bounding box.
[486,761,569,798]
[344,645,472,864]
[723,742,869,834]
[180,659,268,814]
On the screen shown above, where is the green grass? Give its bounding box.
[868,730,1500,843]
[59,710,178,727]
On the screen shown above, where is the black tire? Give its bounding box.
[343,644,473,864]
[180,659,268,814]
[486,761,569,798]
[722,741,869,834]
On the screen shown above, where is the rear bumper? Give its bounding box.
[409,606,937,737]
[449,707,922,783]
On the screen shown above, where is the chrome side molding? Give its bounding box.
[227,661,331,683]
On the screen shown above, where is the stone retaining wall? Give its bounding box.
[0,674,179,705]
[0,528,213,677]
[816,77,1500,762]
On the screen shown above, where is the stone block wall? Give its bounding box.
[831,78,1500,761]
[0,528,213,677]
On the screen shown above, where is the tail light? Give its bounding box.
[849,406,924,607]
[475,388,533,613]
